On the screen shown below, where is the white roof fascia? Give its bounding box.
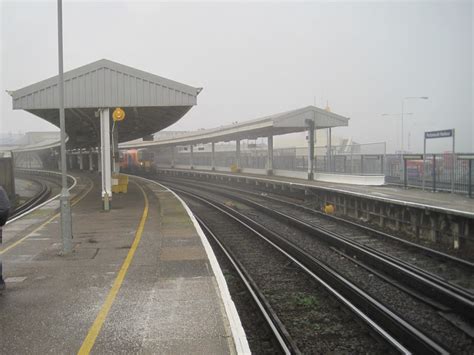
[120,106,349,149]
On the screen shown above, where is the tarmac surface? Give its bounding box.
[0,172,245,354]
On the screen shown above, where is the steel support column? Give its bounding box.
[211,142,215,171]
[68,154,73,170]
[112,123,119,174]
[89,151,94,171]
[100,108,112,210]
[236,139,241,172]
[267,135,273,175]
[97,149,102,172]
[307,120,315,180]
[57,0,72,253]
[327,128,332,172]
[171,147,175,168]
[78,149,84,170]
[190,145,194,169]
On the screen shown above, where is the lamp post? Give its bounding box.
[57,0,73,253]
[401,97,429,153]
[381,112,413,152]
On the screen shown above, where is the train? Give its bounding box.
[119,149,155,173]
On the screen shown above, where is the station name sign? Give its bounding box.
[425,129,453,139]
[403,154,423,160]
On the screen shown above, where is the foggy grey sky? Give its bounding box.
[1,0,472,153]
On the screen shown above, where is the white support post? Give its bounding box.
[113,122,119,174]
[236,139,241,172]
[328,127,332,172]
[171,147,175,168]
[211,142,215,171]
[68,154,73,170]
[267,135,273,175]
[307,120,315,180]
[97,147,102,173]
[78,149,84,170]
[89,151,94,171]
[451,129,455,193]
[422,137,426,191]
[97,149,102,173]
[100,108,112,211]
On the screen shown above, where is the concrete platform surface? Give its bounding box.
[160,168,474,217]
[0,172,247,354]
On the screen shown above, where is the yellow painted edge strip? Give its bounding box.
[0,176,94,255]
[77,181,149,355]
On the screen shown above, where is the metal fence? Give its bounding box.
[153,145,473,195]
[240,151,267,169]
[273,142,387,175]
[385,153,473,194]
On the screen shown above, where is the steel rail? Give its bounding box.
[6,170,77,226]
[164,175,474,270]
[196,216,298,355]
[10,179,51,219]
[163,177,474,317]
[168,184,447,355]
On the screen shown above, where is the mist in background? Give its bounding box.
[1,0,472,153]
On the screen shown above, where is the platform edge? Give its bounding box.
[129,175,251,355]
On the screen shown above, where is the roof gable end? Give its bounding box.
[11,59,199,109]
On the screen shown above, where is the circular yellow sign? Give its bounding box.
[112,107,126,121]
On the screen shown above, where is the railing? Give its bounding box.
[385,153,473,194]
[153,145,474,195]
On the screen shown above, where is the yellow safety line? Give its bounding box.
[0,177,94,255]
[77,181,149,355]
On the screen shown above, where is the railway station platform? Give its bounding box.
[158,168,474,215]
[157,168,474,253]
[0,172,248,354]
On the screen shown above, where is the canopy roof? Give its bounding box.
[10,59,201,148]
[120,106,349,148]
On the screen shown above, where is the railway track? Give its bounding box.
[7,171,73,225]
[10,179,52,220]
[160,176,474,320]
[167,183,451,354]
[197,216,299,354]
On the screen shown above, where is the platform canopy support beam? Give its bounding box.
[100,108,112,211]
[79,149,84,170]
[68,154,73,170]
[307,119,315,180]
[236,139,241,172]
[190,145,194,169]
[89,151,94,171]
[97,148,102,172]
[327,127,332,172]
[211,142,216,171]
[170,146,175,168]
[267,135,273,175]
[112,123,119,174]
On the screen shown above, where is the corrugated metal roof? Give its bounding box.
[120,106,349,148]
[9,59,200,148]
[11,59,200,110]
